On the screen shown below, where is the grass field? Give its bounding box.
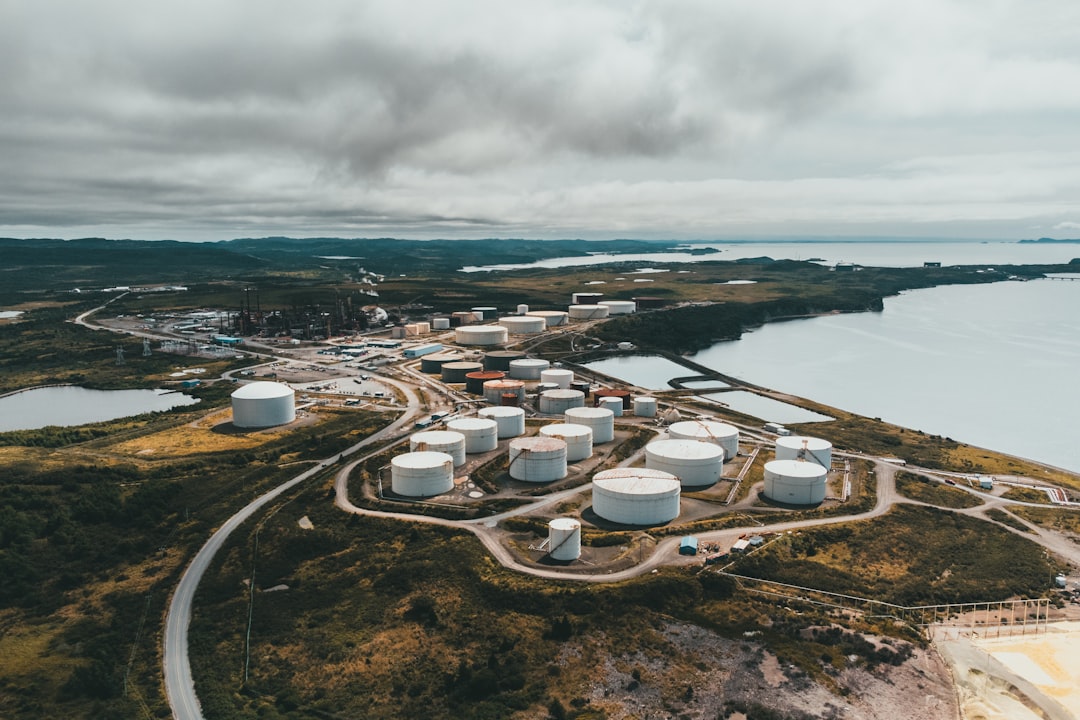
[895,472,984,509]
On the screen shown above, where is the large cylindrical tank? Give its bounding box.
[526,310,568,327]
[466,370,505,395]
[592,468,681,525]
[593,388,632,410]
[471,306,497,320]
[231,382,296,428]
[498,316,546,334]
[446,418,499,453]
[482,350,526,371]
[431,316,451,330]
[568,304,610,320]
[598,396,624,417]
[564,407,615,443]
[775,436,833,470]
[539,389,586,414]
[645,439,724,487]
[410,430,467,467]
[633,397,658,417]
[599,300,636,315]
[478,406,526,438]
[540,368,574,388]
[763,459,828,505]
[548,518,581,561]
[391,451,454,497]
[441,361,484,383]
[483,379,525,405]
[539,423,593,462]
[572,292,604,305]
[508,437,567,482]
[455,325,508,346]
[668,420,740,462]
[420,352,462,374]
[508,358,550,380]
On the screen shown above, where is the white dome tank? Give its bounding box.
[668,420,740,462]
[592,468,680,525]
[564,407,615,443]
[432,317,451,330]
[498,316,546,334]
[539,389,586,414]
[598,300,636,314]
[539,423,593,462]
[391,451,454,497]
[483,379,525,405]
[775,436,833,469]
[540,368,574,388]
[633,397,658,417]
[645,439,725,487]
[568,304,610,320]
[231,381,295,428]
[526,310,568,327]
[763,459,828,505]
[410,430,467,467]
[598,396,624,417]
[478,406,526,438]
[508,358,550,380]
[455,325,508,346]
[548,518,581,561]
[445,418,499,453]
[509,437,568,482]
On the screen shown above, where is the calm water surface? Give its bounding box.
[0,386,200,432]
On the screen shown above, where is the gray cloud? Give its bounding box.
[1,1,1078,240]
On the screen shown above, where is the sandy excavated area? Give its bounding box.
[937,621,1080,720]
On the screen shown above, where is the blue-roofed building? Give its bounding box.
[679,536,699,556]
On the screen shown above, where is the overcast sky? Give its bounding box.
[3,0,1080,241]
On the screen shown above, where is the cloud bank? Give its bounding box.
[2,0,1079,240]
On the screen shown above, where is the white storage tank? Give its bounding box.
[564,407,615,443]
[539,389,586,414]
[483,379,525,405]
[592,468,681,525]
[410,430,467,467]
[498,315,546,335]
[391,451,454,497]
[509,437,568,482]
[763,459,828,505]
[478,406,526,438]
[645,439,725,487]
[508,358,550,380]
[432,316,451,330]
[526,310,568,327]
[668,420,740,462]
[455,325,508,346]
[516,304,529,315]
[568,304,610,320]
[548,518,581,561]
[539,423,593,462]
[633,397,658,417]
[775,436,833,470]
[446,418,499,454]
[231,381,296,428]
[598,396,624,417]
[540,368,574,388]
[599,300,636,315]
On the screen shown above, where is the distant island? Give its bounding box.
[1019,237,1080,243]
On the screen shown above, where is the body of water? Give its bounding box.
[689,279,1080,472]
[461,241,1080,272]
[0,386,200,432]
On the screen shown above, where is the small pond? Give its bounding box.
[697,391,833,425]
[0,386,200,432]
[582,355,693,390]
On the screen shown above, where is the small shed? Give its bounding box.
[731,538,750,553]
[679,536,699,556]
[978,476,994,490]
